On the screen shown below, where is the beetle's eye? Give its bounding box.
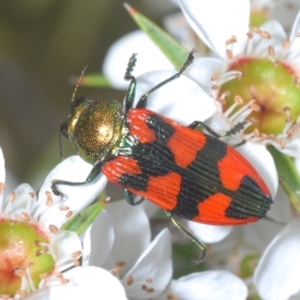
[70,97,86,109]
[60,120,69,139]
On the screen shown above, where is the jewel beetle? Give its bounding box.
[52,50,272,265]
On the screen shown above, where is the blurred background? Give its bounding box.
[0,0,178,188]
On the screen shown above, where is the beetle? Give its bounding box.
[52,50,272,265]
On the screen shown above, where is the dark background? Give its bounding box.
[0,0,177,187]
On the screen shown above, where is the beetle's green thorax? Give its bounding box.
[62,98,124,165]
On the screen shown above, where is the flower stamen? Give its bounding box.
[21,212,31,222]
[16,289,26,297]
[127,276,134,286]
[8,191,15,202]
[141,284,154,293]
[59,205,69,211]
[234,95,243,104]
[268,46,275,57]
[286,121,300,138]
[225,35,237,45]
[226,49,233,59]
[111,261,126,275]
[36,245,49,256]
[282,40,290,49]
[60,277,69,284]
[283,106,292,123]
[65,210,73,218]
[45,191,53,206]
[261,31,271,40]
[0,182,5,194]
[49,224,59,234]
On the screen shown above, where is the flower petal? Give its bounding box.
[187,221,232,243]
[103,30,174,89]
[52,230,83,272]
[140,200,160,218]
[121,228,172,299]
[249,20,286,56]
[178,0,250,57]
[38,156,108,228]
[270,132,300,158]
[241,219,282,252]
[3,183,39,219]
[289,7,300,60]
[186,57,224,93]
[271,1,300,36]
[104,200,151,275]
[133,71,216,125]
[254,219,300,300]
[38,267,127,299]
[82,210,115,267]
[267,186,293,224]
[169,270,248,300]
[163,12,199,50]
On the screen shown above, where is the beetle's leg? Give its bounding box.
[51,161,104,197]
[220,120,250,137]
[124,53,138,113]
[188,121,220,138]
[136,49,196,109]
[165,211,206,266]
[124,189,145,206]
[189,120,250,138]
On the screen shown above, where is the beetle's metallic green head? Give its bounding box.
[60,97,124,165]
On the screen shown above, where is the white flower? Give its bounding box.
[39,155,107,228]
[178,0,300,158]
[250,0,300,35]
[254,219,300,300]
[82,200,250,300]
[83,200,173,299]
[0,147,126,299]
[252,160,300,300]
[159,271,248,300]
[103,30,174,90]
[171,0,300,247]
[26,267,127,300]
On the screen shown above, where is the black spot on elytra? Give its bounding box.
[224,175,272,219]
[170,135,227,219]
[118,114,176,189]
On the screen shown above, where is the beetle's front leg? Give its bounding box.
[189,120,250,138]
[51,161,104,197]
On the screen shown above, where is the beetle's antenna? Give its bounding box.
[72,65,88,100]
[59,65,89,161]
[58,132,63,160]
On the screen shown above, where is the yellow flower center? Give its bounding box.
[219,57,300,135]
[0,219,54,296]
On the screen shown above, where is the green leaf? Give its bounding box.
[267,145,300,213]
[70,72,111,87]
[124,3,189,69]
[61,198,108,235]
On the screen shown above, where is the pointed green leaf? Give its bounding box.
[61,198,108,235]
[124,3,189,69]
[267,145,300,213]
[70,72,111,87]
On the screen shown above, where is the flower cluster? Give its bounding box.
[3,0,300,299]
[101,0,300,299]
